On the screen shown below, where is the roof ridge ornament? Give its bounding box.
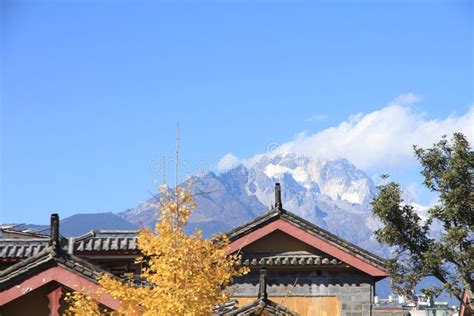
[274,183,283,211]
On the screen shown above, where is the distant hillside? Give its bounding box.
[59,212,139,236]
[5,212,139,237]
[184,220,233,238]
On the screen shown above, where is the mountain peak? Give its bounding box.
[242,152,375,206]
[121,153,383,255]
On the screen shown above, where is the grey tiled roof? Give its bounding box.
[0,246,114,290]
[215,300,239,314]
[215,298,299,316]
[0,239,49,259]
[75,236,137,252]
[73,230,138,252]
[0,230,140,259]
[225,298,299,315]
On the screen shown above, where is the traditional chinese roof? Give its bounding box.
[0,214,111,288]
[240,251,342,267]
[0,222,69,262]
[216,267,299,315]
[0,239,50,260]
[226,298,298,315]
[0,230,139,261]
[227,183,388,277]
[0,227,49,239]
[0,214,120,310]
[214,300,239,314]
[0,245,119,309]
[0,246,111,290]
[73,230,138,253]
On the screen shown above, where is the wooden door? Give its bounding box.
[234,296,341,315]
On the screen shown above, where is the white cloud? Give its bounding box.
[216,94,473,174]
[279,94,473,170]
[306,114,329,122]
[216,153,241,171]
[390,92,421,105]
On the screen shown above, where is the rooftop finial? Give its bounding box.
[49,213,60,250]
[275,183,282,210]
[258,267,268,299]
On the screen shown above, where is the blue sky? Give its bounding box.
[1,0,473,224]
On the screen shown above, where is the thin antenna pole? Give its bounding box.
[161,154,166,185]
[175,122,180,189]
[174,122,180,232]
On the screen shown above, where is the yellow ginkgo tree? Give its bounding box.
[66,183,248,315]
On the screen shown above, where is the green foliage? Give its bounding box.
[371,133,473,301]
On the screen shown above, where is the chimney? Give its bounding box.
[49,213,60,250]
[274,183,282,210]
[258,267,268,299]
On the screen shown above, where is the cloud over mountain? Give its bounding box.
[219,94,472,173]
[216,153,241,171]
[278,94,473,170]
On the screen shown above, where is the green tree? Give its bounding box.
[371,133,473,302]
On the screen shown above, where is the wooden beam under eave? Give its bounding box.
[47,286,62,316]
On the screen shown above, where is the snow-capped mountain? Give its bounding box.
[120,153,386,255]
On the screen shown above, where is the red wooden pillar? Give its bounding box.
[47,286,62,316]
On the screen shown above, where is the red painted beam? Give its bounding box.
[228,219,388,277]
[0,266,119,310]
[47,286,62,316]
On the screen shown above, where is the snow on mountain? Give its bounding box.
[246,153,375,208]
[120,152,386,255]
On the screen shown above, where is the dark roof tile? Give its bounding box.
[72,230,139,253]
[0,246,116,290]
[0,239,49,259]
[239,251,343,267]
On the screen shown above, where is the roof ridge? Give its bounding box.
[0,238,50,242]
[74,230,97,241]
[83,235,137,239]
[92,230,139,234]
[74,230,139,241]
[227,209,280,238]
[1,229,49,239]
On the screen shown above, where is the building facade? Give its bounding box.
[221,183,389,315]
[1,183,394,315]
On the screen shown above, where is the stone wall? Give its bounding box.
[232,269,374,315]
[373,308,406,316]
